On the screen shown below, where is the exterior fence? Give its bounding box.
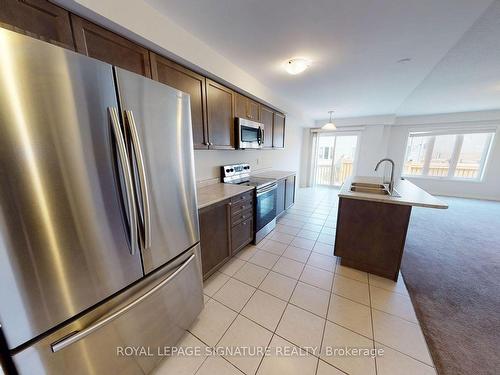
[316,161,353,186]
[404,163,478,178]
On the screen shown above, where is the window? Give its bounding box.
[403,130,495,180]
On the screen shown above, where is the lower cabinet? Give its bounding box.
[285,175,296,209]
[199,199,231,279]
[199,191,254,279]
[276,179,286,217]
[276,174,296,217]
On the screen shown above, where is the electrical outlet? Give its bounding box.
[256,158,260,165]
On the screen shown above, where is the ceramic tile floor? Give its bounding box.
[154,187,436,375]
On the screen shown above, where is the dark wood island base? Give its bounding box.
[334,197,412,281]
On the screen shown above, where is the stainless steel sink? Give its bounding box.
[350,186,389,195]
[351,182,385,189]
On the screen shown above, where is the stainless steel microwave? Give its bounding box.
[235,117,264,149]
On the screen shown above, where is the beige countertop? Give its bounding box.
[253,170,296,180]
[197,183,254,209]
[338,176,448,209]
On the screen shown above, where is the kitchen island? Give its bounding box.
[334,176,448,280]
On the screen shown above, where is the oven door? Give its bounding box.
[236,118,263,149]
[255,184,277,232]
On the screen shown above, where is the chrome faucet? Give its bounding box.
[375,158,396,195]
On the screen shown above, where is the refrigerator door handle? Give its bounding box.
[109,107,138,255]
[124,109,151,251]
[50,253,197,353]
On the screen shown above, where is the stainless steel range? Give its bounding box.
[222,164,277,243]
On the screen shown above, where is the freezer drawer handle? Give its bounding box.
[124,110,151,250]
[50,253,196,353]
[109,107,138,256]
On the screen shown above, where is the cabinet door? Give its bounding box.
[199,200,231,279]
[260,105,274,148]
[0,0,74,49]
[285,175,295,209]
[235,94,259,121]
[150,53,208,149]
[276,179,286,216]
[273,112,285,148]
[231,218,253,254]
[71,15,151,78]
[206,79,235,149]
[234,93,247,119]
[247,98,260,121]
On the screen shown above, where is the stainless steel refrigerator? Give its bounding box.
[0,28,203,374]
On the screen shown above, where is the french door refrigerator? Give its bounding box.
[0,29,202,374]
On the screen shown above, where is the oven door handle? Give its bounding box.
[256,184,277,196]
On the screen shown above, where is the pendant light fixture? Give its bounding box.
[322,110,337,130]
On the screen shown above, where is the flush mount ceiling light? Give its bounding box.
[322,110,337,130]
[285,58,311,75]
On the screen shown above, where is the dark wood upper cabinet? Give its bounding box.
[260,105,274,148]
[206,79,235,149]
[235,93,247,119]
[235,93,260,121]
[0,0,74,49]
[199,199,231,279]
[273,112,285,148]
[247,98,260,121]
[1,2,285,151]
[150,53,208,149]
[71,15,151,78]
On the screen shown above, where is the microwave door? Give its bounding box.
[240,125,260,148]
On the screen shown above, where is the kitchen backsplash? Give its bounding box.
[193,149,276,183]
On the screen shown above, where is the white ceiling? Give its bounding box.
[146,0,496,120]
[397,0,500,116]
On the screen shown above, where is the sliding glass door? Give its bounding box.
[314,134,358,186]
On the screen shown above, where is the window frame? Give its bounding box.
[401,129,495,182]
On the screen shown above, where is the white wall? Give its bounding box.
[306,111,500,201]
[57,0,312,182]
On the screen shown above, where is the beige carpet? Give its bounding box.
[401,197,500,375]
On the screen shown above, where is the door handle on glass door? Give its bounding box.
[124,110,151,251]
[108,107,138,256]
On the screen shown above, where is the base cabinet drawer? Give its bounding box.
[231,207,253,227]
[231,198,253,216]
[231,218,253,254]
[231,191,253,204]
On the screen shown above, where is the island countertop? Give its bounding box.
[338,176,448,209]
[197,183,255,209]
